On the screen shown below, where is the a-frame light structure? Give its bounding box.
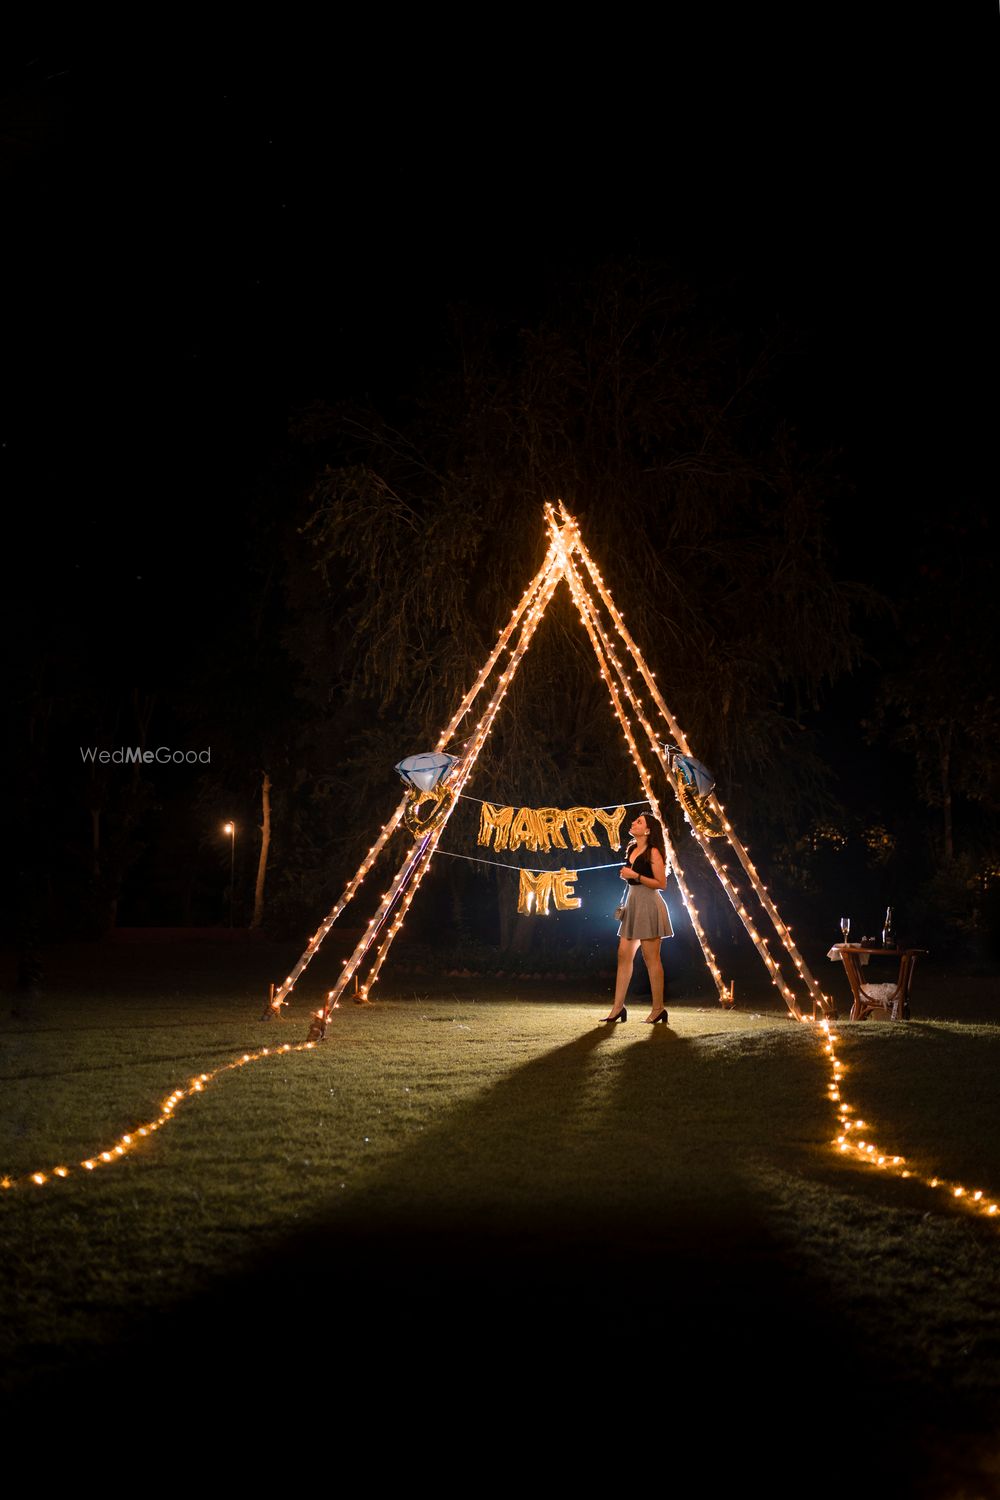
[265,504,834,1040]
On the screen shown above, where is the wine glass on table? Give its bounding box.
[840,916,850,946]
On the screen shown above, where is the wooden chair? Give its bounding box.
[828,946,926,1021]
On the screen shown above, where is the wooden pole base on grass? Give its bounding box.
[260,982,280,1021]
[306,1011,328,1042]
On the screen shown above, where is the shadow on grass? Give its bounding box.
[8,1023,998,1494]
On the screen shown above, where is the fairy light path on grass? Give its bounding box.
[818,1017,999,1223]
[4,1012,1000,1232]
[0,1040,317,1193]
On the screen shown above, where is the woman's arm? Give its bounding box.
[638,848,667,891]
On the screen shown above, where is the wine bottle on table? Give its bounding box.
[882,906,895,948]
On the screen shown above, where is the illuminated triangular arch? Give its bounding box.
[265,505,834,1039]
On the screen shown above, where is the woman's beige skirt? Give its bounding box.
[617,883,673,940]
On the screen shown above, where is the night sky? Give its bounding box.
[3,39,995,933]
[6,43,992,615]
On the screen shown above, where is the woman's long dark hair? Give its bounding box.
[627,812,666,864]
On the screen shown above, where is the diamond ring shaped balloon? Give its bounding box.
[666,749,724,837]
[670,752,716,797]
[395,752,458,792]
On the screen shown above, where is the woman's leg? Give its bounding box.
[640,937,665,1019]
[609,938,640,1015]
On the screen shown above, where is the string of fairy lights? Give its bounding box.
[819,1017,1000,1221]
[561,541,753,999]
[558,514,802,1008]
[563,543,805,1016]
[558,541,733,1005]
[554,504,834,1020]
[261,538,563,1022]
[336,563,565,1027]
[1,1040,317,1192]
[562,502,830,1009]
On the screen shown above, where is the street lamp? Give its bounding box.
[223,822,235,927]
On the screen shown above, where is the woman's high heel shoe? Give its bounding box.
[645,1008,669,1024]
[599,1006,628,1023]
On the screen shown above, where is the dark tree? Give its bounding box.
[293,262,868,804]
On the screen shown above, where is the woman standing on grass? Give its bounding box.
[600,811,672,1025]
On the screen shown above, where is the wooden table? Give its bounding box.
[827,944,927,1021]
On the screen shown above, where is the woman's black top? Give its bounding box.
[628,847,653,878]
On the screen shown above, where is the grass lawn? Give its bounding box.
[1,940,999,1494]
